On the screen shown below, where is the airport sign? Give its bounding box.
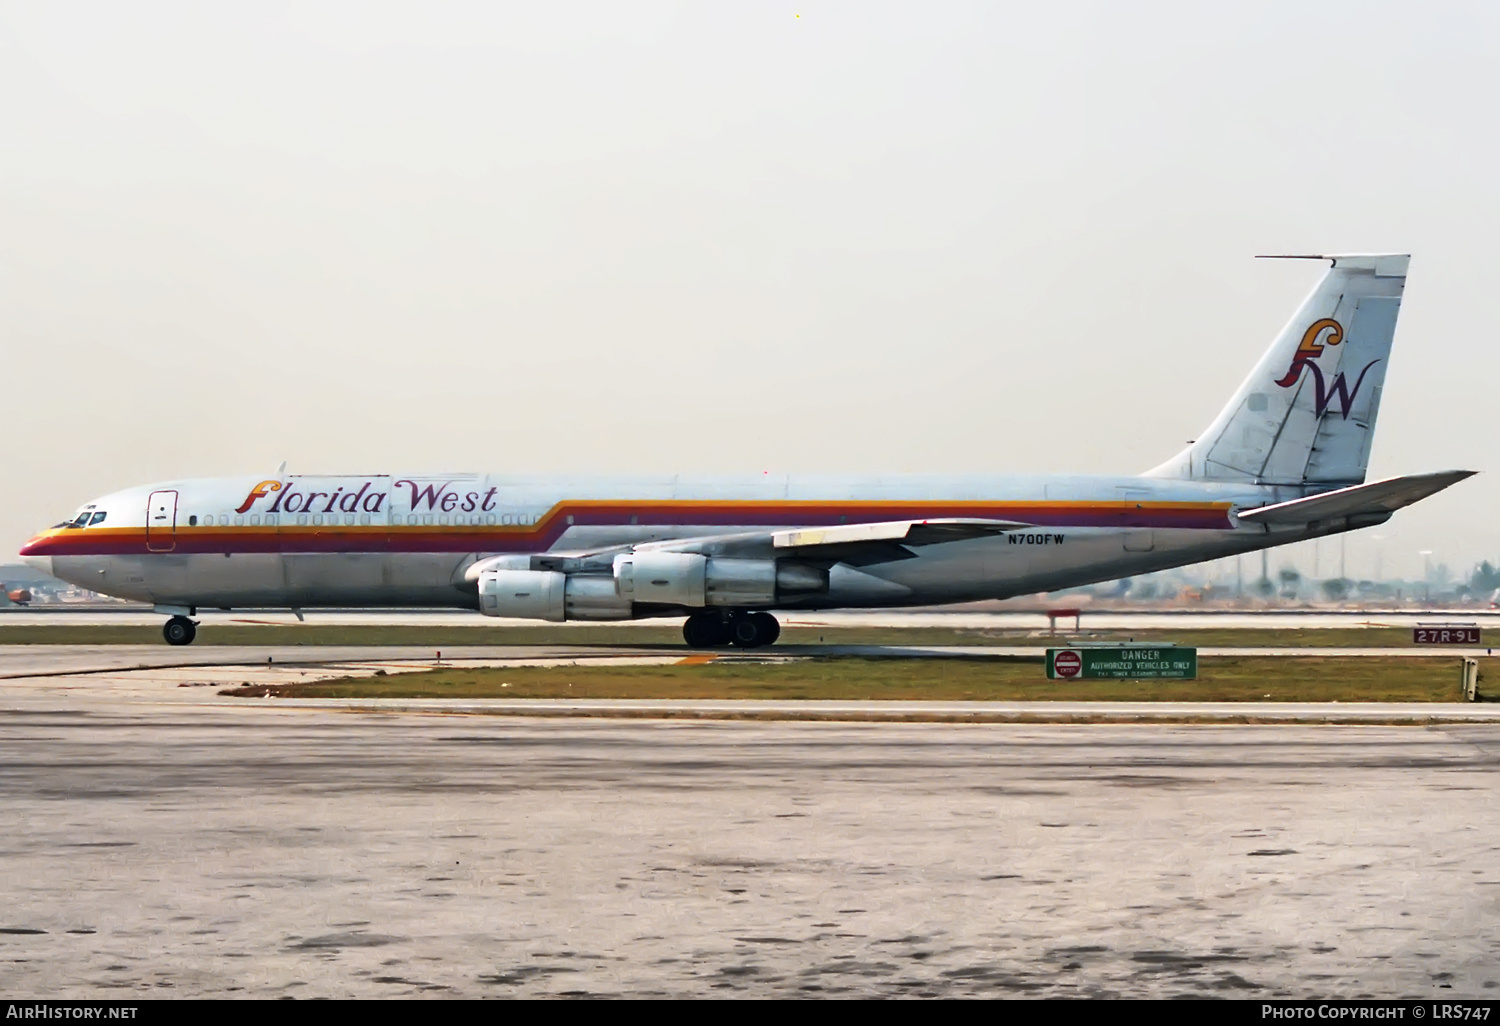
[1412,624,1481,645]
[1046,646,1198,680]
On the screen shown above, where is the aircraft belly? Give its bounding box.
[873,529,1251,603]
[119,552,476,609]
[1014,529,1252,594]
[278,552,472,607]
[878,536,1032,602]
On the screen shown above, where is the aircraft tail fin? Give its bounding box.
[1145,254,1408,487]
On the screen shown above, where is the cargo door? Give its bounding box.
[146,490,178,552]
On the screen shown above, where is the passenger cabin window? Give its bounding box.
[188,515,197,526]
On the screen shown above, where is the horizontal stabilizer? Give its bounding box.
[773,518,1030,550]
[1236,470,1476,525]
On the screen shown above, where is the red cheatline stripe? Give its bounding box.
[20,499,1234,556]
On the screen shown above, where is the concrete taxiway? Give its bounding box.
[3,645,1498,997]
[1,701,1497,997]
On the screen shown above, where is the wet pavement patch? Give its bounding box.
[479,966,580,985]
[66,842,135,848]
[287,931,404,950]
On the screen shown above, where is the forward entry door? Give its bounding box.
[146,490,178,552]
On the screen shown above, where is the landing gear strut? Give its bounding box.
[163,616,197,646]
[682,611,780,649]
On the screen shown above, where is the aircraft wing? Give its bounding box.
[1235,470,1476,525]
[771,518,1031,549]
[641,517,1033,566]
[466,517,1033,580]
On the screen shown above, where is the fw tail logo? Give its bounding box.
[1273,318,1380,419]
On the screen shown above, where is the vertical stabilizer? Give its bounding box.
[1145,254,1407,487]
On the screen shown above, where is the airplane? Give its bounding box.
[19,253,1474,647]
[1,585,33,607]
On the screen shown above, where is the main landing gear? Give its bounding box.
[682,611,781,649]
[163,616,198,646]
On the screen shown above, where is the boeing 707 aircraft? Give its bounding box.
[20,254,1473,647]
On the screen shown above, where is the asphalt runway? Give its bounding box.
[3,646,1499,996]
[1,699,1497,997]
[6,607,1500,630]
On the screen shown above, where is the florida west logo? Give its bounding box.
[1273,317,1380,419]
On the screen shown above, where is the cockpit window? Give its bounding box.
[67,512,92,528]
[88,512,107,526]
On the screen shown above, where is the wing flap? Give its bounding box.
[1236,470,1476,525]
[773,518,1030,550]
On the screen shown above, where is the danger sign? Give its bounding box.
[1052,650,1082,678]
[1045,646,1198,680]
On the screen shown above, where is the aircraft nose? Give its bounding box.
[19,555,52,578]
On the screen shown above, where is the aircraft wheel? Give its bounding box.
[751,612,780,646]
[683,613,730,648]
[163,616,197,646]
[729,612,779,649]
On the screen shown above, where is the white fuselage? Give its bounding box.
[22,471,1336,616]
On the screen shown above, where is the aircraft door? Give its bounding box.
[146,490,178,552]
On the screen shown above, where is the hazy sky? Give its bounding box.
[3,1,1497,582]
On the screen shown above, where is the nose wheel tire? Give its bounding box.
[163,616,197,646]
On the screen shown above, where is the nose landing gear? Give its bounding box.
[163,616,197,646]
[682,611,780,649]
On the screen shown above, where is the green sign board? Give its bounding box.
[1046,646,1198,680]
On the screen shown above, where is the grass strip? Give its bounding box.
[220,655,1488,703]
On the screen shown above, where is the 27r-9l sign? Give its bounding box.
[1046,646,1198,680]
[1412,624,1481,645]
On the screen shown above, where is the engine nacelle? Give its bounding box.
[477,569,632,621]
[613,552,707,606]
[478,569,566,621]
[613,553,826,608]
[478,555,829,622]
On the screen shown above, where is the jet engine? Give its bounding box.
[475,554,828,621]
[477,569,632,621]
[613,553,826,608]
